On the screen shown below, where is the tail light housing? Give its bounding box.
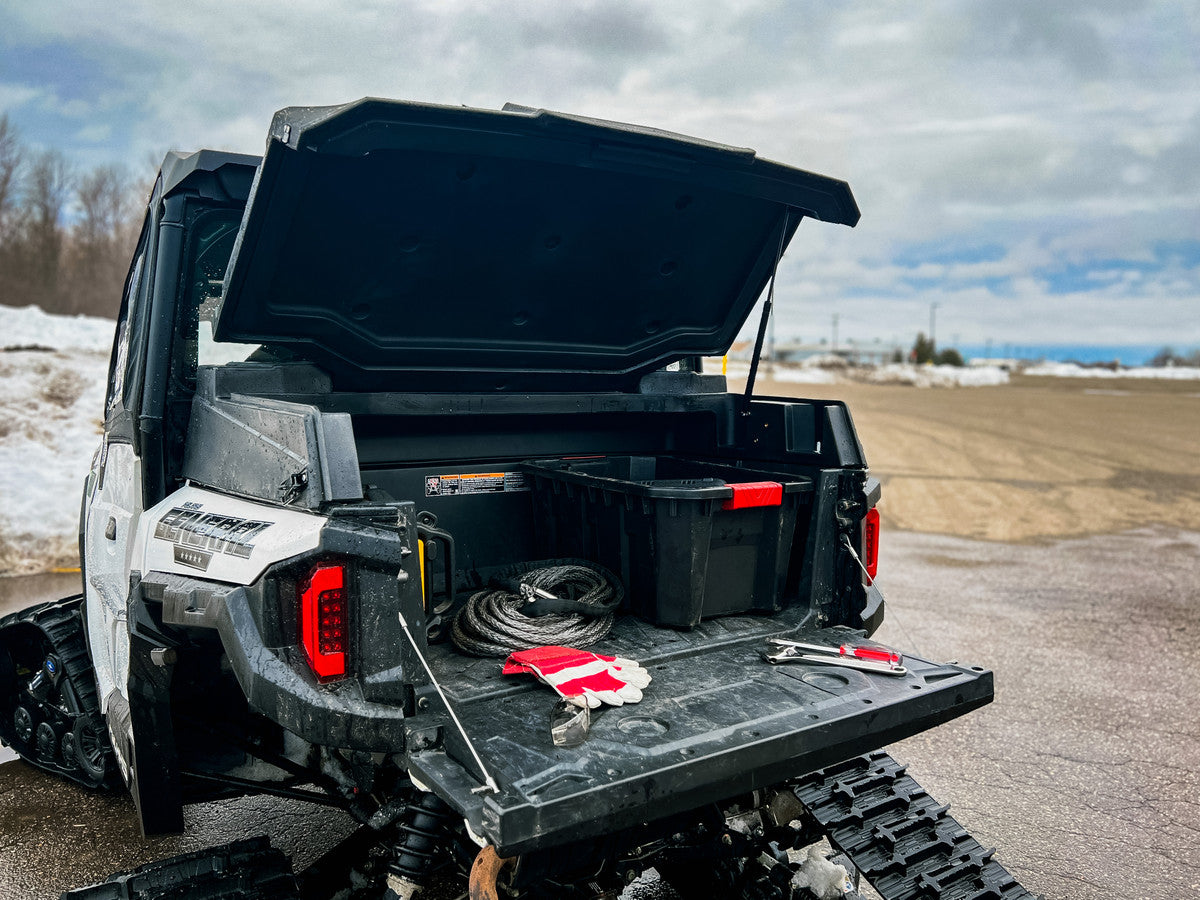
[863,507,880,582]
[300,563,348,682]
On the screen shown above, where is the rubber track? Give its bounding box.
[791,752,1042,900]
[60,836,299,899]
[0,594,115,789]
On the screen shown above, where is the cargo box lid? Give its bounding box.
[215,98,858,384]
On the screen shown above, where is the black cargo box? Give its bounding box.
[524,456,812,627]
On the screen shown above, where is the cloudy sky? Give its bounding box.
[2,1,1197,354]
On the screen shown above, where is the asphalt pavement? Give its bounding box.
[2,527,1198,899]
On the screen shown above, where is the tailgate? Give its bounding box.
[409,618,992,856]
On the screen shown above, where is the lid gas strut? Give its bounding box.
[744,210,792,402]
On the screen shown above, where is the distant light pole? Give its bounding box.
[832,313,839,352]
[929,302,940,350]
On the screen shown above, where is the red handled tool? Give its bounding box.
[764,638,906,675]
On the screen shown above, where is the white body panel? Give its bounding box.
[83,441,140,714]
[132,484,326,586]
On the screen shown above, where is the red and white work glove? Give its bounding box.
[503,645,651,709]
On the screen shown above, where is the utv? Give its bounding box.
[0,99,1037,900]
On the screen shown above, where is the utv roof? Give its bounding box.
[214,98,859,385]
[158,149,260,203]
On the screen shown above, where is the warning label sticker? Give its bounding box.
[424,471,529,497]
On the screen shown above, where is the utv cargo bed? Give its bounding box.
[412,611,992,856]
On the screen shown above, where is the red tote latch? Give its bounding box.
[721,481,783,510]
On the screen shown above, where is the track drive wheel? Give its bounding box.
[0,596,117,790]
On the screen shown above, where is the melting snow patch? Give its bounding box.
[0,306,112,573]
[771,366,840,385]
[1024,361,1200,380]
[861,364,1009,388]
[713,357,1009,389]
[789,845,853,899]
[0,304,115,354]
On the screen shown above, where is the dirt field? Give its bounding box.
[740,372,1200,542]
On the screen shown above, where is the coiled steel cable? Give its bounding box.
[450,561,622,657]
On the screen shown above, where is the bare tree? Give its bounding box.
[68,164,138,316]
[19,149,73,311]
[0,113,143,317]
[0,114,21,238]
[0,115,26,305]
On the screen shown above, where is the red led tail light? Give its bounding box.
[863,507,880,582]
[300,563,348,682]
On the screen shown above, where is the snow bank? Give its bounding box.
[860,363,1010,388]
[769,366,840,385]
[706,359,840,385]
[0,306,113,574]
[715,358,1010,388]
[1023,361,1200,380]
[0,304,115,354]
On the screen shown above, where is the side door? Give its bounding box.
[82,214,152,741]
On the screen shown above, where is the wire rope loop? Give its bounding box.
[450,562,621,657]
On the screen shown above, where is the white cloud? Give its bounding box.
[0,83,41,111]
[1,0,1197,350]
